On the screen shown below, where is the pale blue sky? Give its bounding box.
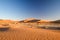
[0,0,60,20]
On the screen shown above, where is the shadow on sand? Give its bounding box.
[0,27,10,31]
[37,26,60,30]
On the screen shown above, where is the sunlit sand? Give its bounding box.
[0,19,60,40]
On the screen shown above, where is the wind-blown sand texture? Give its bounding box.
[0,27,60,40]
[0,20,60,40]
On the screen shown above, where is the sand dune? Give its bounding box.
[0,20,60,40]
[0,26,60,40]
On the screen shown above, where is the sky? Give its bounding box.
[0,0,60,20]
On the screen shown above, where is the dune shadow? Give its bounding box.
[37,26,60,30]
[46,27,60,30]
[0,27,10,31]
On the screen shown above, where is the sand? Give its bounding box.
[0,26,60,40]
[0,20,60,40]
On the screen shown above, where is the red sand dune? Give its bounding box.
[0,26,60,40]
[0,20,60,40]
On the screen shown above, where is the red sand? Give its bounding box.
[0,25,60,40]
[0,20,60,40]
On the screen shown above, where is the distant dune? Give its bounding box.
[19,18,50,23]
[0,19,60,40]
[50,20,60,23]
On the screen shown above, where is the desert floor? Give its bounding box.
[0,24,60,40]
[0,20,60,40]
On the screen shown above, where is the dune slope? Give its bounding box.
[0,26,60,40]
